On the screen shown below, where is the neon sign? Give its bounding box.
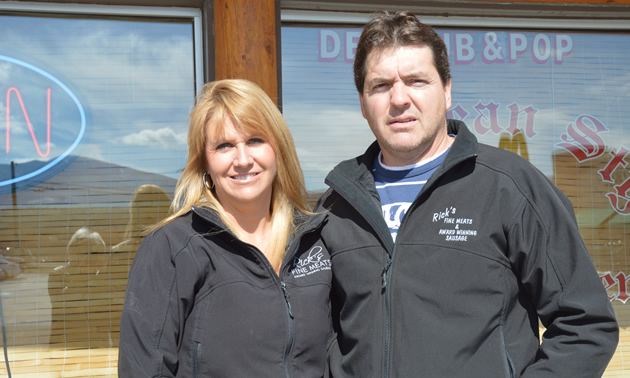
[6,87,51,157]
[1,54,87,188]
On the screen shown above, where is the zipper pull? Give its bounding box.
[381,257,392,290]
[281,281,294,318]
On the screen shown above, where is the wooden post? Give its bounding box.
[213,0,279,104]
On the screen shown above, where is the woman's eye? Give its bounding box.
[215,143,232,150]
[248,138,265,145]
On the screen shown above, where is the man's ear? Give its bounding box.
[444,78,452,111]
[359,92,367,119]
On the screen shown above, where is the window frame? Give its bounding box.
[281,9,630,30]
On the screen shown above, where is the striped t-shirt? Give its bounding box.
[373,149,449,241]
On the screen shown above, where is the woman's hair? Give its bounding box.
[154,78,311,269]
[123,184,172,241]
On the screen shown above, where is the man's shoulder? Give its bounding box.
[476,142,534,170]
[473,142,569,203]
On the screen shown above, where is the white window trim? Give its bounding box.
[0,1,204,91]
[282,9,630,30]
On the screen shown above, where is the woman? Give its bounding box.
[118,79,331,378]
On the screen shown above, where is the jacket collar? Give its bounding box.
[444,119,478,170]
[327,119,477,184]
[191,205,327,237]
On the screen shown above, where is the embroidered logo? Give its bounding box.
[291,246,331,278]
[432,207,478,242]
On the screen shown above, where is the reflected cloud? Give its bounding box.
[0,62,10,81]
[1,15,195,177]
[285,102,370,190]
[121,127,186,148]
[79,143,105,161]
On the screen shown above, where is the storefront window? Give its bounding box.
[282,24,630,374]
[0,6,199,376]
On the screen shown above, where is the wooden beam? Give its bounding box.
[213,0,279,103]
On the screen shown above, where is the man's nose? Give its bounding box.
[390,83,410,109]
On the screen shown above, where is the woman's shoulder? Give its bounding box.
[142,211,200,248]
[294,210,327,228]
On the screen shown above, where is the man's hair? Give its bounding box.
[353,10,451,93]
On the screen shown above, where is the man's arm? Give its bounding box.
[509,188,618,377]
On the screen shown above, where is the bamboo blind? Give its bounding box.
[0,184,171,377]
[0,150,628,376]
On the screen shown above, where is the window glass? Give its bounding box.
[0,12,196,376]
[282,25,630,374]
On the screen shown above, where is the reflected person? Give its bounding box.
[316,10,618,377]
[112,184,172,252]
[48,227,112,348]
[119,79,331,377]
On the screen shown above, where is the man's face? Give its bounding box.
[359,45,452,166]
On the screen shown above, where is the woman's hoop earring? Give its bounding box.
[203,172,215,190]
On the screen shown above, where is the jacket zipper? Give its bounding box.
[188,208,325,378]
[281,280,295,378]
[278,220,325,378]
[326,181,397,378]
[382,248,394,378]
[325,134,477,378]
[193,341,201,378]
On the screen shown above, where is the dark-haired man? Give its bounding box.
[317,10,618,377]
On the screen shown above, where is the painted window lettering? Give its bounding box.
[318,30,574,65]
[602,272,630,303]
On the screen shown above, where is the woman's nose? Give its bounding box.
[234,145,253,166]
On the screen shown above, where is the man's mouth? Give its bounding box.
[389,116,416,125]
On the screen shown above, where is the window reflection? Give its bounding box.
[281,25,630,375]
[0,11,194,376]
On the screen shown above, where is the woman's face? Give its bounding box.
[204,117,277,212]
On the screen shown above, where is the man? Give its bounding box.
[316,10,618,377]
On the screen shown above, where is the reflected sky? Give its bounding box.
[0,14,193,188]
[281,26,630,192]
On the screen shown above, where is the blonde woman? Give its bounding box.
[119,79,331,378]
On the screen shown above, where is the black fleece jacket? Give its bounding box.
[317,120,618,378]
[119,206,331,378]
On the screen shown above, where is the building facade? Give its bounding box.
[0,0,629,375]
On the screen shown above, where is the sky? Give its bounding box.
[1,15,629,205]
[0,15,194,191]
[281,26,630,192]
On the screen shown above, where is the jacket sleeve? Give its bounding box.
[118,229,200,378]
[508,183,619,377]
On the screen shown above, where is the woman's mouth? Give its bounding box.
[232,173,257,180]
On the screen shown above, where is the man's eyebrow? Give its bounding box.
[366,76,391,84]
[401,72,427,80]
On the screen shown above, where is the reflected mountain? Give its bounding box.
[0,156,178,207]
